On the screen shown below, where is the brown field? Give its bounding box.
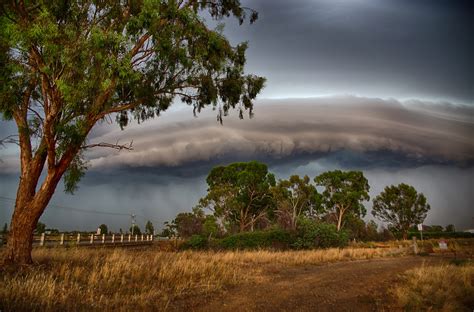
[0,239,472,311]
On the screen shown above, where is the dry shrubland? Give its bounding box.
[0,246,406,311]
[393,262,474,311]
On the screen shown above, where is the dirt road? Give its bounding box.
[183,256,446,312]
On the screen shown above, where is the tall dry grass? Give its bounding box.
[393,262,474,311]
[0,246,407,311]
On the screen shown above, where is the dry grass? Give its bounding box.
[0,246,407,311]
[393,262,474,311]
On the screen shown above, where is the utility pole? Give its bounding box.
[130,214,136,236]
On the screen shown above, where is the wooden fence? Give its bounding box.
[31,233,154,247]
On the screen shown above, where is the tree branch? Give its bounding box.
[82,140,133,151]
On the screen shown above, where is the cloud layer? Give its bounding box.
[84,96,474,171]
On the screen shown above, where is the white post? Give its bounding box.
[102,234,105,244]
[77,233,81,244]
[135,235,138,242]
[40,233,45,246]
[112,234,115,243]
[141,234,144,241]
[60,233,64,245]
[128,234,131,242]
[150,234,153,241]
[121,234,124,243]
[412,236,418,255]
[90,234,94,244]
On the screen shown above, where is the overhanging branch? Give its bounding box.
[82,140,133,151]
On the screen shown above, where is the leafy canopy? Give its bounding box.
[272,175,321,229]
[199,161,275,232]
[315,170,370,231]
[1,0,265,192]
[372,183,430,238]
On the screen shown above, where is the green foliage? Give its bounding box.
[199,161,275,232]
[407,231,474,239]
[130,224,141,235]
[293,218,348,249]
[271,175,321,230]
[445,224,455,233]
[182,235,208,250]
[99,224,108,235]
[1,0,264,193]
[365,220,379,241]
[315,170,370,231]
[428,225,444,232]
[161,220,177,238]
[174,211,204,238]
[35,222,46,234]
[372,183,430,239]
[145,220,154,235]
[214,228,293,250]
[203,215,219,238]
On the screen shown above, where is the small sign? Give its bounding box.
[417,224,423,231]
[439,240,448,250]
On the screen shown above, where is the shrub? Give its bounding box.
[214,228,294,250]
[408,231,474,240]
[181,235,208,250]
[293,219,348,249]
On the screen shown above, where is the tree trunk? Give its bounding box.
[402,229,408,240]
[2,160,70,265]
[336,208,344,232]
[2,207,39,265]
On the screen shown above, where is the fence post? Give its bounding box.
[412,236,418,255]
[141,234,144,241]
[102,234,105,244]
[135,235,138,242]
[77,233,81,244]
[150,235,153,241]
[40,233,45,246]
[90,234,94,244]
[60,233,64,246]
[128,234,131,242]
[112,234,115,243]
[121,234,124,243]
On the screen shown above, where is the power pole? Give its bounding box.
[130,214,136,236]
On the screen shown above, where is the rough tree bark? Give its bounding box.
[2,151,76,264]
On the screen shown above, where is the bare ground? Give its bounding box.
[174,256,447,312]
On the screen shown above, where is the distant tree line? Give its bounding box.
[162,161,440,249]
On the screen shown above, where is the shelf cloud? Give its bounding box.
[84,96,474,171]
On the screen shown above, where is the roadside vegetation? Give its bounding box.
[161,161,472,251]
[393,262,474,311]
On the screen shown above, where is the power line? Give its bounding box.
[0,195,130,217]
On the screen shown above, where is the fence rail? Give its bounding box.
[29,233,155,248]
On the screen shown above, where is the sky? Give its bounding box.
[1,0,473,232]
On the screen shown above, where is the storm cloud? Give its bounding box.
[83,96,474,171]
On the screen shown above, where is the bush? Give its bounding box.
[213,228,294,250]
[293,219,348,249]
[181,235,208,249]
[408,231,474,240]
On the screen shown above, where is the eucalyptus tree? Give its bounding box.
[372,183,430,240]
[198,161,275,232]
[271,175,321,230]
[0,0,264,264]
[315,170,370,231]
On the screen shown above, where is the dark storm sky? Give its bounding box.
[1,0,473,232]
[223,0,473,103]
